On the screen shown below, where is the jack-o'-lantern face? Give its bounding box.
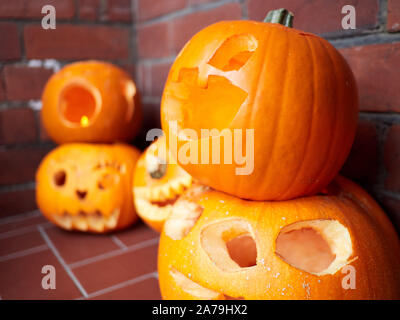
[42,61,141,144]
[36,143,141,233]
[158,177,400,300]
[133,136,192,232]
[161,11,358,201]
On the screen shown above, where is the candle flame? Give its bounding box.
[80,115,89,127]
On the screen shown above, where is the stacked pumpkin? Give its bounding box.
[36,61,142,233]
[134,9,400,299]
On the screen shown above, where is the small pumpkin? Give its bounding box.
[161,9,358,201]
[36,143,141,233]
[42,61,141,144]
[133,136,192,232]
[158,176,400,300]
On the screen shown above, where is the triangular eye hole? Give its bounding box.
[275,219,353,276]
[208,34,258,72]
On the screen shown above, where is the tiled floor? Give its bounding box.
[0,211,162,300]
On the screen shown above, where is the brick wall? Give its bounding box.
[1,0,400,231]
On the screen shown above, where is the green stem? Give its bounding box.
[263,8,294,27]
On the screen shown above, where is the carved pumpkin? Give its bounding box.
[133,136,192,232]
[161,9,358,201]
[42,61,141,144]
[158,176,400,300]
[36,143,141,233]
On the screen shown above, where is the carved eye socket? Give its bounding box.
[208,34,258,72]
[54,170,67,186]
[275,219,353,275]
[98,173,119,190]
[146,155,167,179]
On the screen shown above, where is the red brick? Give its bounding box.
[341,120,379,185]
[0,230,45,258]
[0,107,37,144]
[0,249,82,299]
[247,0,379,34]
[380,196,400,232]
[137,22,171,59]
[38,111,51,142]
[73,243,158,293]
[0,0,75,19]
[4,66,53,101]
[171,3,242,52]
[137,0,186,21]
[149,62,172,97]
[78,0,100,21]
[0,189,37,219]
[340,42,400,113]
[24,24,130,60]
[0,213,47,234]
[0,23,21,61]
[0,69,5,101]
[115,222,158,247]
[189,0,217,5]
[90,277,161,300]
[107,0,132,22]
[45,226,120,265]
[388,0,400,32]
[384,125,400,192]
[0,146,52,185]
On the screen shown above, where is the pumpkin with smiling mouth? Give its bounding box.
[133,136,192,232]
[36,143,141,233]
[161,9,359,201]
[158,177,400,300]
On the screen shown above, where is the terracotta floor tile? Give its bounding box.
[0,230,45,258]
[0,249,82,299]
[44,226,120,265]
[90,276,161,300]
[73,243,158,294]
[115,222,158,247]
[0,213,47,234]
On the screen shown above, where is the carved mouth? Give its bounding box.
[134,175,192,224]
[53,208,120,232]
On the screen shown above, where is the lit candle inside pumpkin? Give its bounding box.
[80,115,89,127]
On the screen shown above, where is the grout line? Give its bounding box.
[37,225,89,298]
[69,237,159,269]
[0,244,48,263]
[83,272,158,299]
[110,235,128,250]
[0,222,53,239]
[0,210,41,225]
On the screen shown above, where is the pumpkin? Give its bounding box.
[158,176,400,300]
[42,61,141,144]
[160,9,359,201]
[133,136,192,232]
[36,143,141,233]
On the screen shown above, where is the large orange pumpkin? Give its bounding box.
[36,143,141,233]
[161,9,358,201]
[42,61,141,144]
[133,136,192,232]
[158,176,400,300]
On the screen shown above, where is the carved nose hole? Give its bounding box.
[76,189,87,200]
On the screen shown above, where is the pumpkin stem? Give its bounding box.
[263,8,294,27]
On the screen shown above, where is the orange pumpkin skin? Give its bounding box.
[161,20,358,201]
[36,143,141,233]
[158,177,400,300]
[42,61,141,144]
[133,136,192,232]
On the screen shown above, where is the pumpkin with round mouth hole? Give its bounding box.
[36,143,141,233]
[161,9,359,201]
[158,176,400,300]
[133,136,192,232]
[42,60,141,144]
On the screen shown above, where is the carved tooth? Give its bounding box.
[73,217,89,231]
[54,214,72,230]
[87,215,105,232]
[105,209,119,229]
